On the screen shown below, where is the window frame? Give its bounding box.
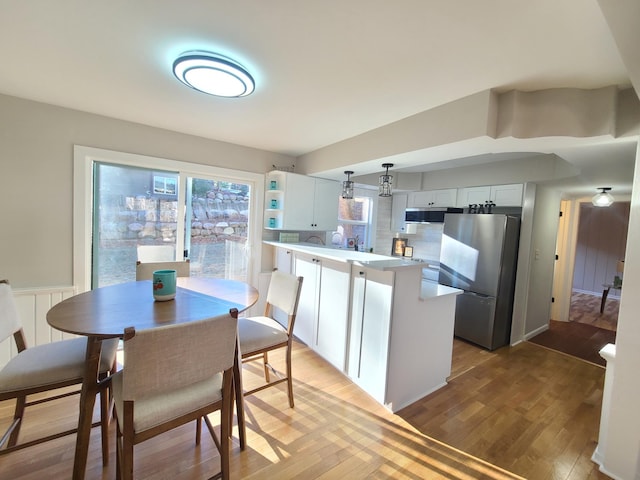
[73,145,264,292]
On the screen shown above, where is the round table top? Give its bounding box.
[47,277,259,338]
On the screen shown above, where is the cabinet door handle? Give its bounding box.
[359,271,364,275]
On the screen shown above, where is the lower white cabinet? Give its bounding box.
[293,252,351,370]
[274,246,293,274]
[347,267,394,404]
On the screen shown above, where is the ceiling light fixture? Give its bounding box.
[379,163,394,197]
[342,171,354,199]
[173,51,255,98]
[592,187,614,207]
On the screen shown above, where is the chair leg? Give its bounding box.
[8,395,26,447]
[221,388,232,480]
[263,352,270,382]
[195,417,202,445]
[100,388,110,466]
[115,420,122,480]
[122,404,134,480]
[286,346,294,408]
[233,357,246,450]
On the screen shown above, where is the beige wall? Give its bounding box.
[523,185,563,335]
[0,94,294,288]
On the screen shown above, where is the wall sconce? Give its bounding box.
[379,163,394,197]
[342,171,354,199]
[592,187,614,207]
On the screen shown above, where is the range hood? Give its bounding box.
[405,207,463,223]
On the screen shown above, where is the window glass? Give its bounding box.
[92,163,251,287]
[333,196,372,249]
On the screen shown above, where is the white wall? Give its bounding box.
[0,94,294,288]
[600,144,640,480]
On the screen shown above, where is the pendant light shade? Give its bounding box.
[379,163,394,197]
[173,51,255,97]
[592,187,614,207]
[342,171,354,199]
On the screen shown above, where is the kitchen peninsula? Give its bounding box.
[264,241,461,412]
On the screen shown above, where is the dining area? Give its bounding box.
[0,262,304,480]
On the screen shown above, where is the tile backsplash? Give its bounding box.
[407,223,444,263]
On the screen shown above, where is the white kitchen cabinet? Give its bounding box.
[293,252,351,370]
[491,183,523,206]
[264,171,340,230]
[456,183,523,208]
[265,240,461,412]
[407,189,457,208]
[348,267,394,404]
[274,246,293,274]
[391,193,408,234]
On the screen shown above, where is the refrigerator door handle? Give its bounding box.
[464,291,492,299]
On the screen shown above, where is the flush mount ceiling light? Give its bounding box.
[592,187,614,207]
[379,163,394,197]
[173,51,255,97]
[342,171,354,199]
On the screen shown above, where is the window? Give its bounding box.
[74,146,263,292]
[332,194,373,250]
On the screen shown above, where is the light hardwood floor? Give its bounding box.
[0,339,610,479]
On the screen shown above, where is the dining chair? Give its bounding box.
[237,270,303,408]
[135,259,191,280]
[0,280,118,464]
[136,244,175,263]
[113,308,239,480]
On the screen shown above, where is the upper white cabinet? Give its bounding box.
[391,193,408,234]
[456,183,523,208]
[265,171,340,230]
[491,183,524,206]
[407,189,457,208]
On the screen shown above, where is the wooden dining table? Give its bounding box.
[46,277,259,480]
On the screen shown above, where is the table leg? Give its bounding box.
[600,287,610,314]
[72,336,102,480]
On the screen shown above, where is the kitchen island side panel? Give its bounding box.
[385,267,459,412]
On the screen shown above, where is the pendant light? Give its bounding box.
[592,187,614,207]
[342,171,354,199]
[379,163,394,197]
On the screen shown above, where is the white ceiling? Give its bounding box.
[0,0,637,196]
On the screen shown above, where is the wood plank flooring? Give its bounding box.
[0,339,610,479]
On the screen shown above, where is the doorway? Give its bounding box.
[533,199,629,364]
[567,200,629,332]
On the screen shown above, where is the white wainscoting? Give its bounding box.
[0,285,77,368]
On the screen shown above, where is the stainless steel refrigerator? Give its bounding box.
[438,214,520,350]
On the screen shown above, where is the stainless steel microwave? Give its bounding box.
[405,207,463,223]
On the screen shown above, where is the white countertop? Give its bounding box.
[421,280,463,299]
[264,241,427,271]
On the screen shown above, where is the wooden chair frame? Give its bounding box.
[238,272,303,409]
[0,280,116,464]
[115,308,239,480]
